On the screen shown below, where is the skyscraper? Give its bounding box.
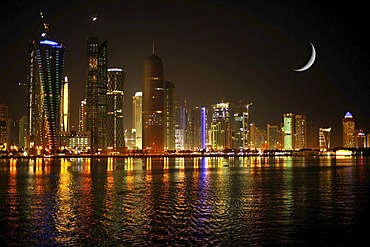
[295,114,306,150]
[164,80,179,151]
[106,68,126,153]
[78,99,87,132]
[343,111,356,148]
[132,91,142,150]
[60,76,70,132]
[319,127,331,150]
[211,102,232,150]
[267,124,279,150]
[0,102,9,150]
[27,29,66,150]
[142,44,165,153]
[283,113,294,150]
[86,37,108,151]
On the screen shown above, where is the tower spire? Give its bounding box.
[40,10,49,39]
[152,40,155,54]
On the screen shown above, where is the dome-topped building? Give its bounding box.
[142,42,165,153]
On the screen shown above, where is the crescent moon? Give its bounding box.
[293,42,316,72]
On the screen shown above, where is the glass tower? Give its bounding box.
[27,38,66,150]
[106,68,126,153]
[283,113,294,150]
[86,37,108,152]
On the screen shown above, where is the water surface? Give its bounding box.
[0,156,369,246]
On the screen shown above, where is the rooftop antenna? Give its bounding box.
[90,14,98,37]
[40,10,49,39]
[217,86,224,103]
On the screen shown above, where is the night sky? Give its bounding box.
[1,0,369,147]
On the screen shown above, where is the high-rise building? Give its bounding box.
[283,113,294,150]
[78,99,87,132]
[60,76,70,132]
[9,119,19,148]
[164,80,178,151]
[210,102,232,150]
[187,106,207,151]
[267,124,279,150]
[27,34,66,150]
[0,102,9,150]
[342,111,356,148]
[357,130,366,148]
[106,68,126,153]
[319,127,331,150]
[295,114,306,150]
[86,37,108,152]
[19,115,28,149]
[132,91,143,150]
[142,44,165,153]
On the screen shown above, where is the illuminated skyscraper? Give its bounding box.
[283,113,294,150]
[60,76,70,132]
[342,111,356,148]
[164,80,179,151]
[211,102,232,150]
[78,99,87,132]
[132,91,142,150]
[106,68,126,153]
[357,130,366,148]
[295,114,306,150]
[267,124,278,150]
[27,34,66,150]
[0,102,9,150]
[319,127,331,150]
[142,44,165,153]
[19,115,28,148]
[86,37,108,151]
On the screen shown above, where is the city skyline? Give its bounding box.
[1,1,370,147]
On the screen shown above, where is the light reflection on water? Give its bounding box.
[0,156,369,246]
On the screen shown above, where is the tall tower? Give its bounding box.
[132,91,143,150]
[283,113,294,150]
[86,37,108,152]
[60,76,70,132]
[106,68,126,153]
[267,124,278,150]
[295,114,306,150]
[78,99,87,132]
[27,14,66,150]
[0,102,9,150]
[342,111,356,148]
[164,80,178,150]
[142,42,165,153]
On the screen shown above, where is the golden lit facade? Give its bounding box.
[342,112,356,148]
[132,91,142,150]
[295,114,306,150]
[60,76,70,132]
[0,102,9,150]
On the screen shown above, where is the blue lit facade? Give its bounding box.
[27,39,65,150]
